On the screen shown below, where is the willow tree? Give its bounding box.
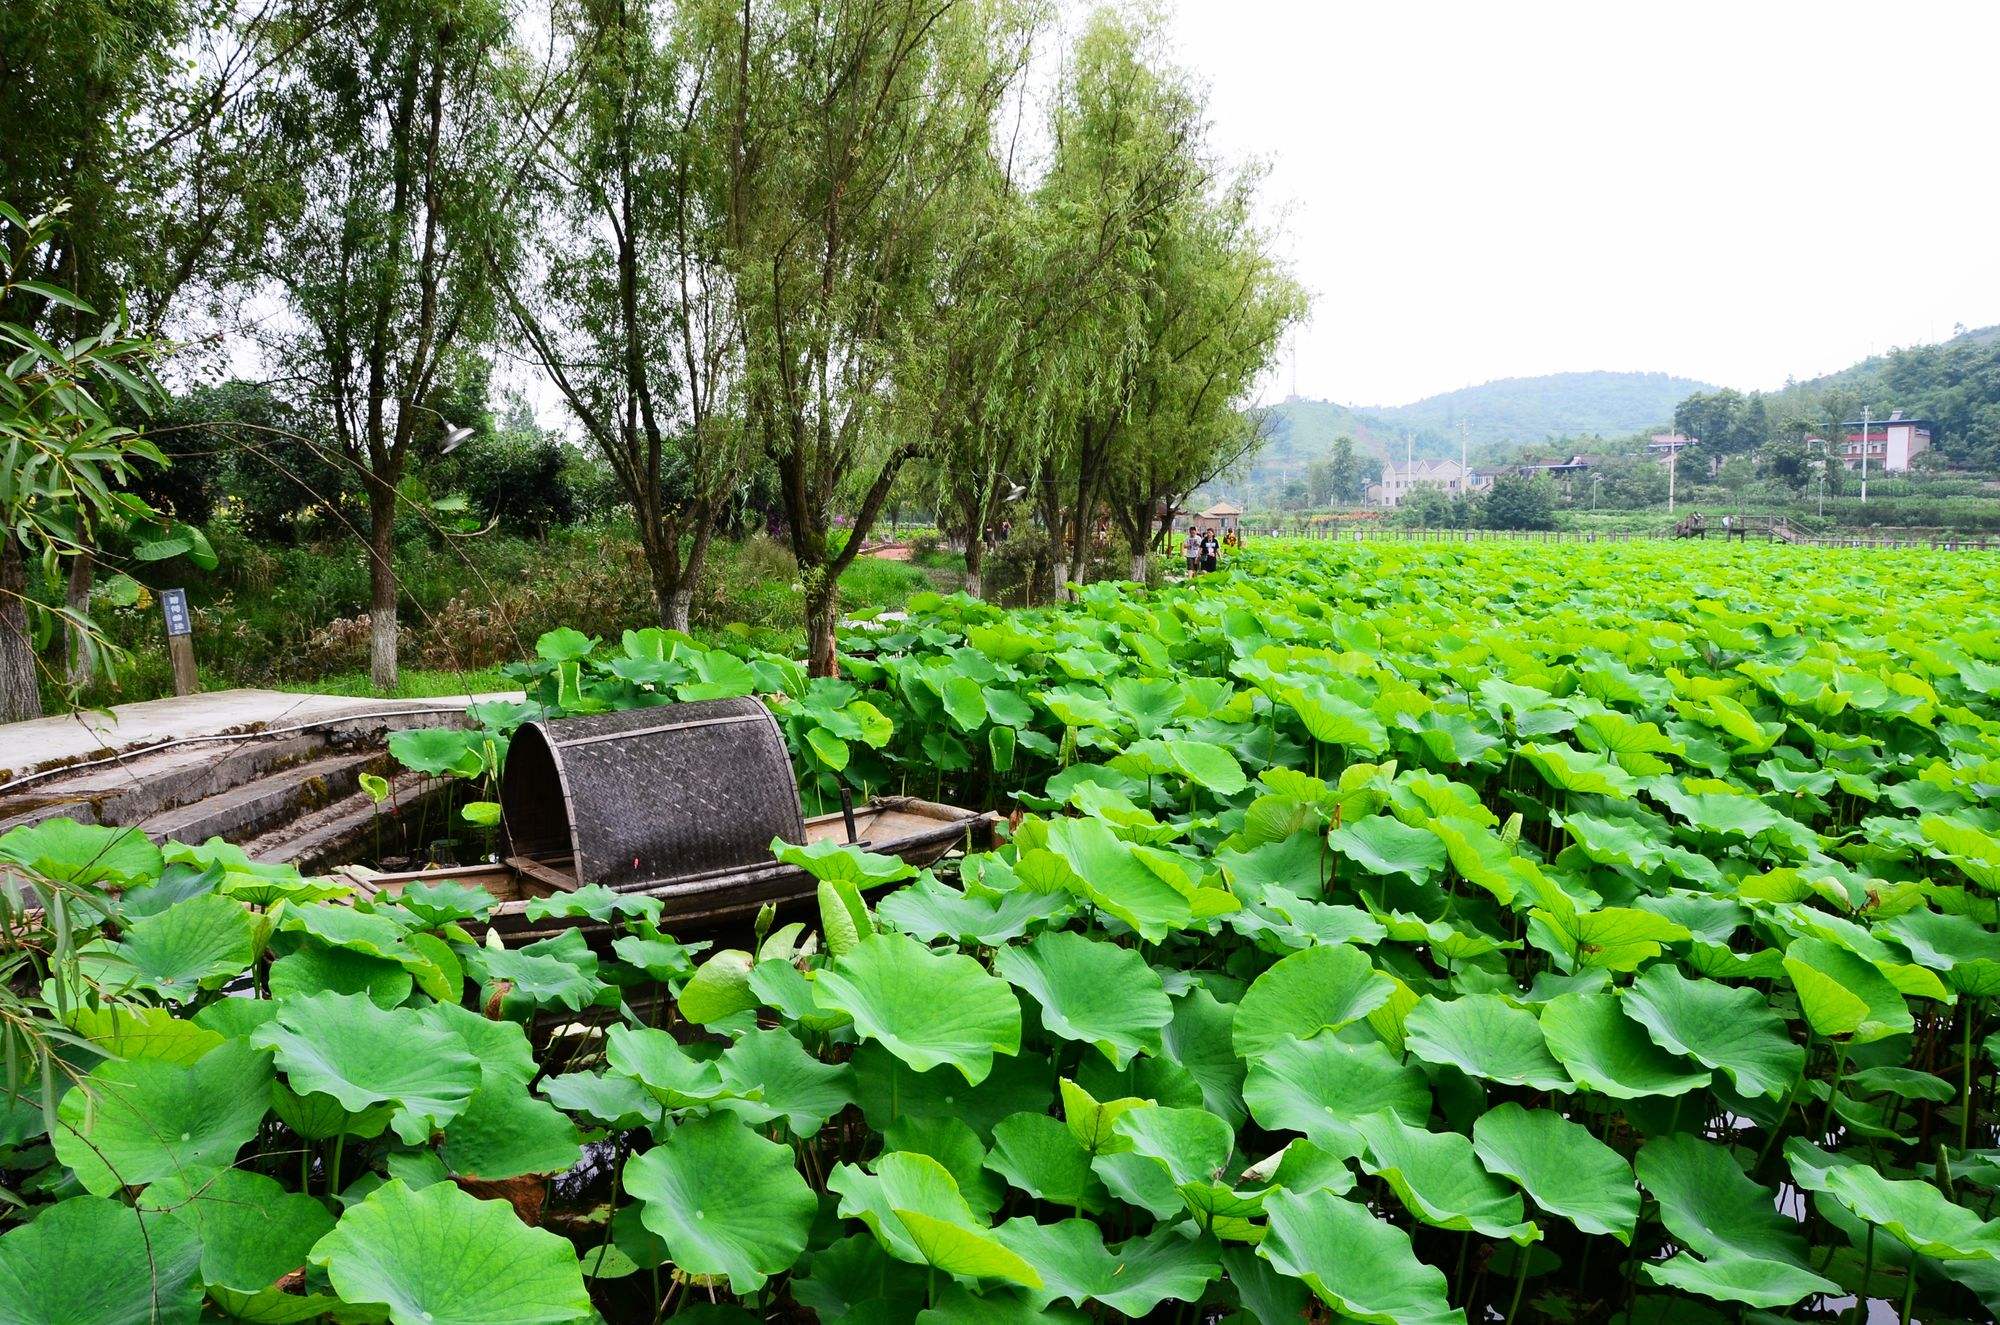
[503,0,749,632]
[1029,6,1207,597]
[258,0,519,690]
[703,0,1039,674]
[1105,170,1306,582]
[4,0,282,693]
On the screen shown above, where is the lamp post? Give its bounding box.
[1858,405,1870,504]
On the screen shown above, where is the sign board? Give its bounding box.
[161,588,192,638]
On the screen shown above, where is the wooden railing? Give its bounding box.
[1245,524,2000,552]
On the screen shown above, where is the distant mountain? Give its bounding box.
[1366,371,1719,450]
[1212,370,1717,503]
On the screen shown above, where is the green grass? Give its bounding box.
[275,667,518,699]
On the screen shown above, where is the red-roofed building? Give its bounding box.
[1837,413,1932,472]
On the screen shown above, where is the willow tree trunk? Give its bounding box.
[366,486,399,692]
[1128,550,1149,584]
[0,536,42,722]
[64,548,94,688]
[803,572,838,677]
[962,536,985,598]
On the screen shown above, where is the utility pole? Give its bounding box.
[1668,440,1679,515]
[1859,404,1870,504]
[1404,431,1414,508]
[1459,420,1469,495]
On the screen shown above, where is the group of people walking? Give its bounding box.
[1182,526,1236,576]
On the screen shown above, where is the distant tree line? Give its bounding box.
[0,0,1304,716]
[1673,334,2000,474]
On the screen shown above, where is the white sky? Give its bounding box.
[1163,0,2000,407]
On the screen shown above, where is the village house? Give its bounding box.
[1187,501,1243,537]
[1835,412,1933,472]
[1367,459,1492,508]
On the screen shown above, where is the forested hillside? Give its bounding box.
[1674,324,2000,469]
[1369,370,1716,448]
[1224,370,1714,501]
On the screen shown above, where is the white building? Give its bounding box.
[1367,459,1492,508]
[1837,413,1933,472]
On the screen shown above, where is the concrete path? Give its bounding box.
[0,687,519,782]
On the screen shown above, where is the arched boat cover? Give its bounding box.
[500,698,805,889]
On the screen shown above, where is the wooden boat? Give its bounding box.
[338,794,997,943]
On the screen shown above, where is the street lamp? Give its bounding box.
[440,424,475,455]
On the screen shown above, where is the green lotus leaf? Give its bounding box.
[252,992,481,1145]
[610,933,708,983]
[1782,936,1914,1043]
[677,948,758,1024]
[54,1036,272,1195]
[471,936,608,1012]
[747,958,851,1033]
[992,1218,1220,1315]
[537,1071,658,1129]
[603,1024,731,1108]
[1538,991,1712,1099]
[1242,1033,1431,1157]
[1424,816,1530,905]
[1233,943,1395,1060]
[770,837,917,887]
[1257,1187,1462,1325]
[1040,816,1195,941]
[1090,1102,1237,1221]
[392,878,496,926]
[1161,986,1247,1127]
[386,727,485,778]
[1880,907,2000,996]
[1058,1076,1147,1155]
[1352,1111,1539,1243]
[0,818,162,887]
[1528,901,1690,973]
[520,884,664,926]
[1635,1133,1836,1307]
[917,1285,1087,1324]
[716,1026,854,1137]
[1402,993,1572,1091]
[1517,741,1639,797]
[1160,738,1248,795]
[440,1072,584,1180]
[829,1151,1042,1288]
[993,931,1171,1067]
[1471,1103,1638,1243]
[0,1194,202,1325]
[1819,1165,2000,1260]
[310,1178,590,1325]
[791,1233,928,1321]
[1644,1250,1846,1309]
[270,944,413,1009]
[852,1044,1052,1141]
[625,1113,816,1293]
[877,873,1058,946]
[984,1112,1108,1212]
[138,1167,334,1294]
[1920,813,2000,889]
[1620,964,1802,1099]
[64,1003,224,1066]
[884,1114,1004,1219]
[1327,813,1447,882]
[84,892,257,1001]
[1108,675,1184,737]
[1281,685,1389,753]
[272,1081,394,1142]
[813,932,1021,1084]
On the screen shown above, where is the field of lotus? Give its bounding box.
[5,537,2000,1324]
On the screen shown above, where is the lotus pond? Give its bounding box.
[5,538,2000,1324]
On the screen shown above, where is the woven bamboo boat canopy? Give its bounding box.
[500,698,806,890]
